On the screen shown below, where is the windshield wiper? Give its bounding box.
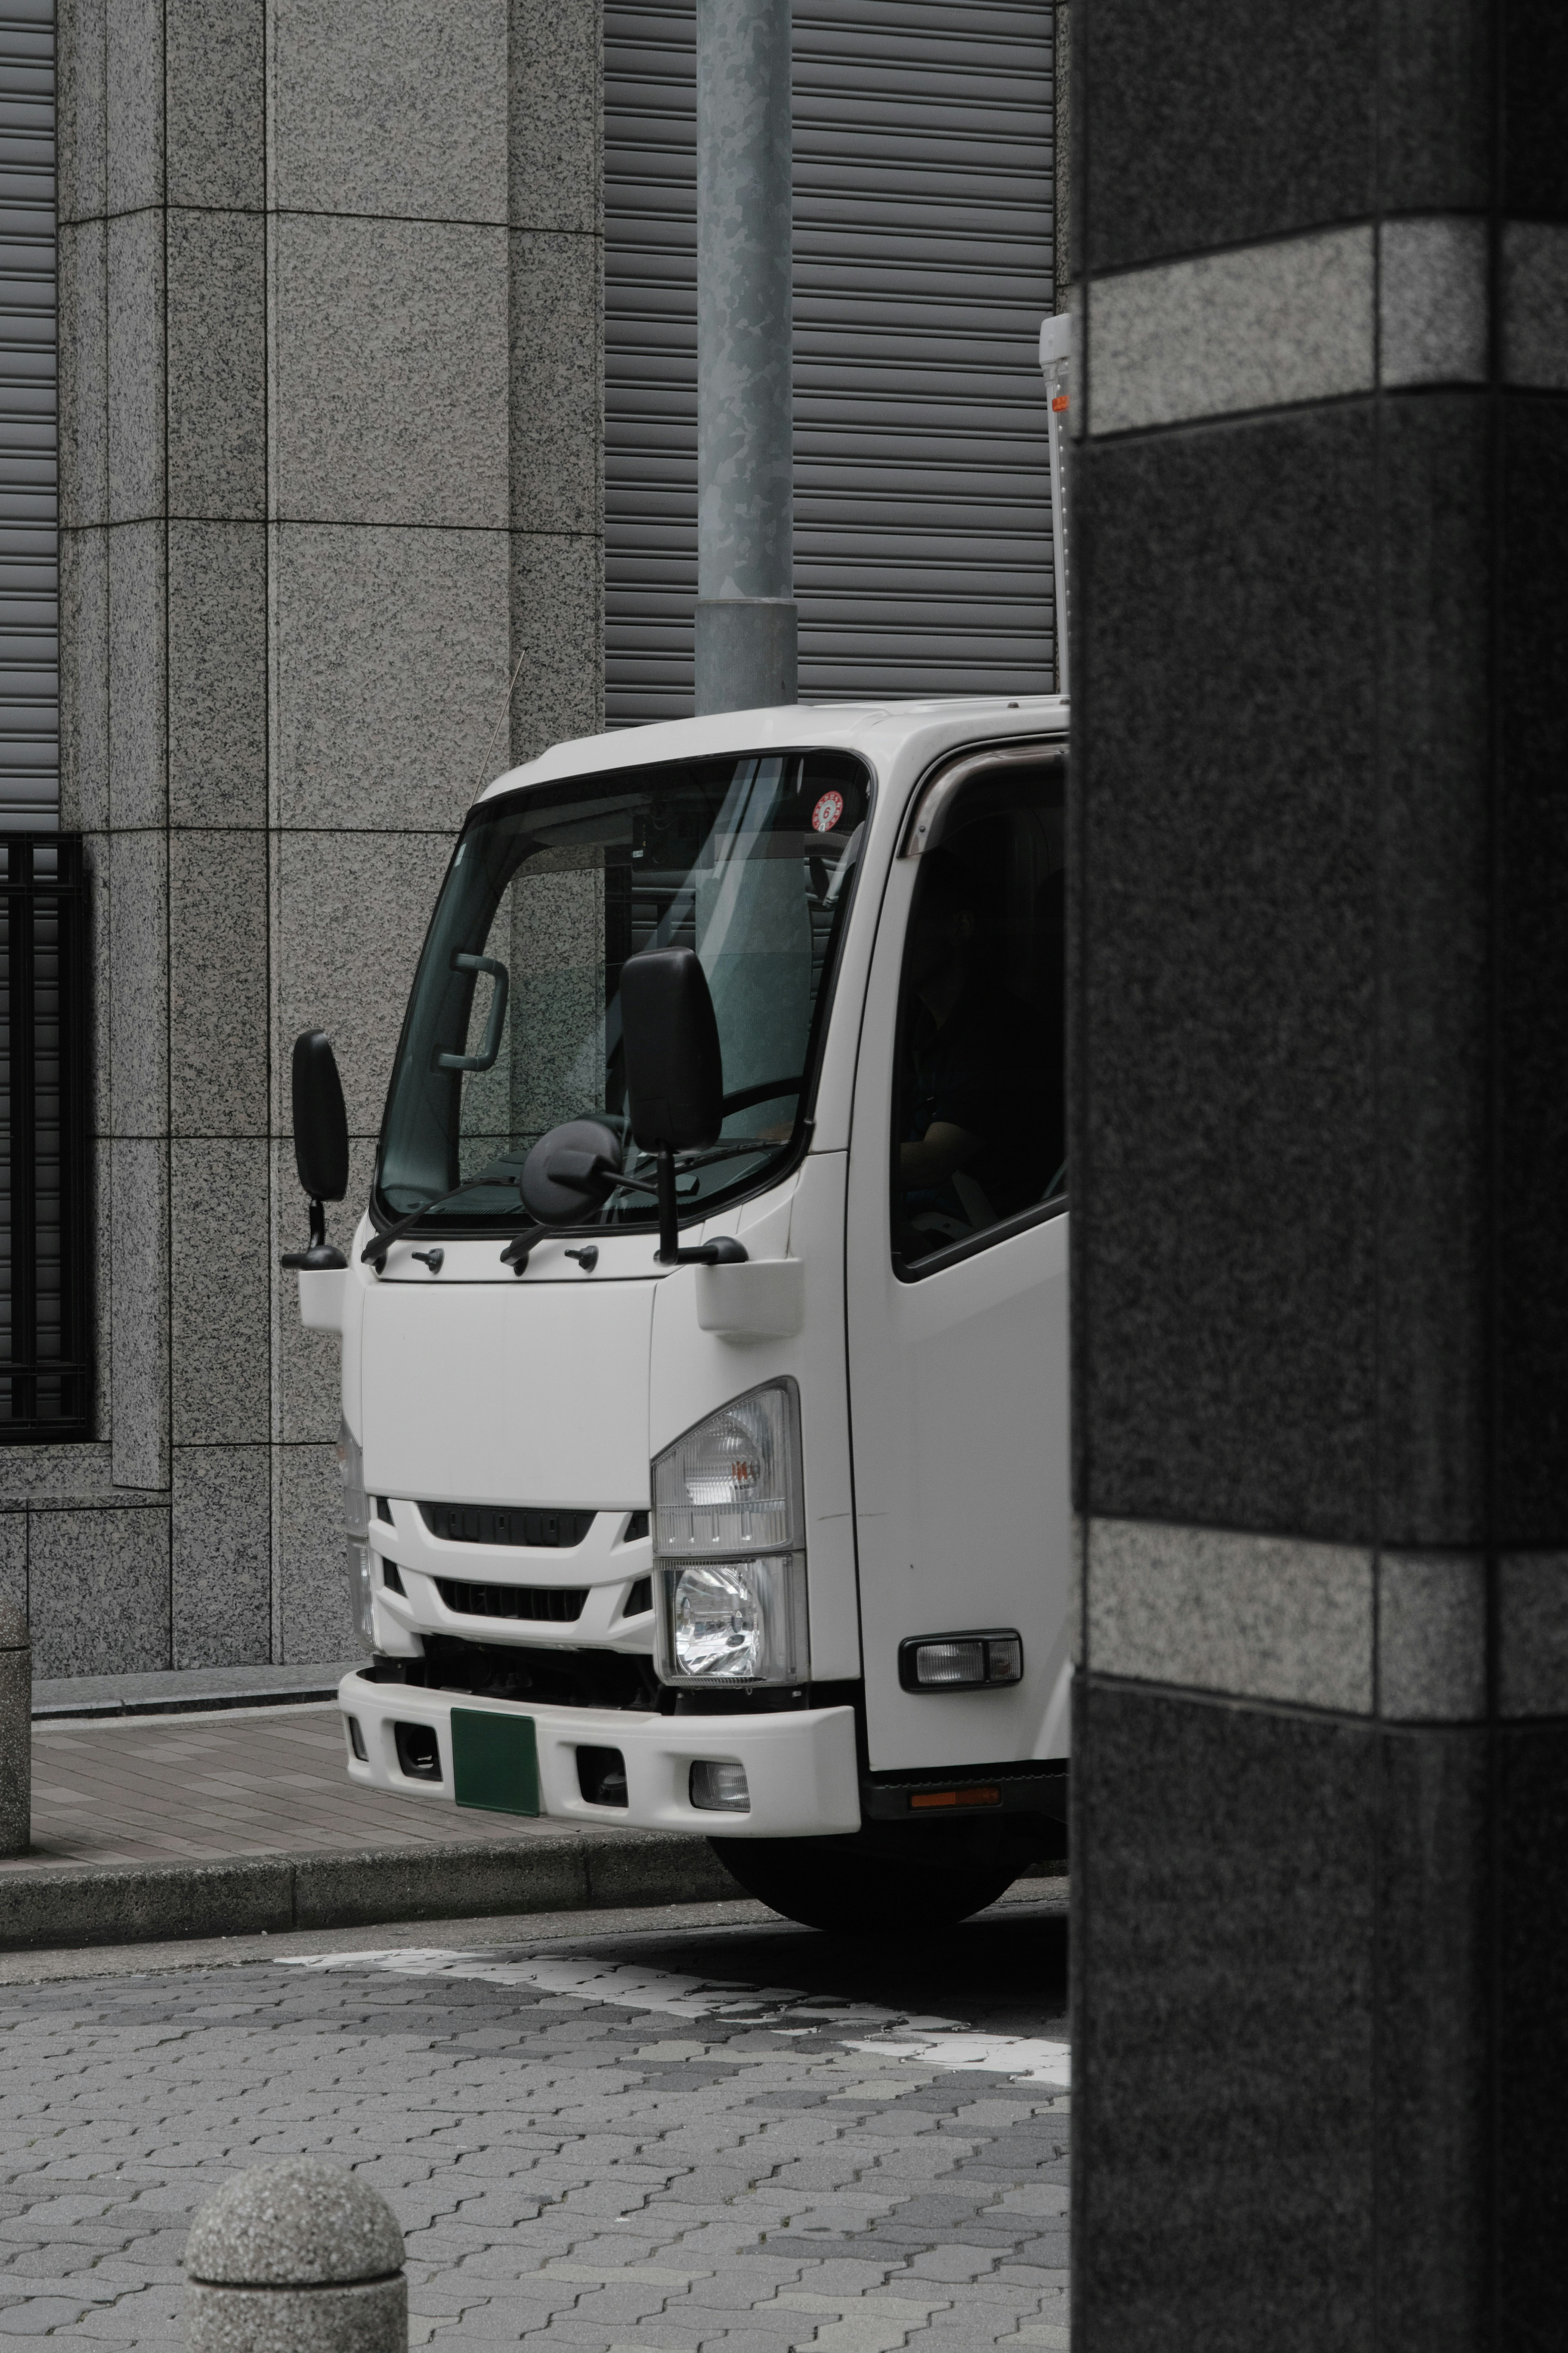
[498,1137,775,1274]
[362,1171,522,1269]
[372,1142,782,1276]
[671,1138,782,1164]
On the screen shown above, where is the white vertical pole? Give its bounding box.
[1038,314,1073,700]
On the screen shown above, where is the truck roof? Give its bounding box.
[477,692,1070,810]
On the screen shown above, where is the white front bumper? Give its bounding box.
[337,1670,862,1837]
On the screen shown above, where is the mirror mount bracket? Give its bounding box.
[281,1194,347,1273]
[654,1144,680,1261]
[653,1146,748,1267]
[669,1234,749,1268]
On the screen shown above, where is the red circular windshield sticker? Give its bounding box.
[811,790,845,834]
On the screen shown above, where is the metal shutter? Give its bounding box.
[605,0,1054,728]
[0,3,54,825]
[0,834,91,1439]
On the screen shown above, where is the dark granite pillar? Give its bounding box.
[1071,5,1568,2344]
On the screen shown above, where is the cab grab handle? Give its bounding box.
[436,953,509,1073]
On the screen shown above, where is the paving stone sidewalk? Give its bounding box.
[0,1913,1071,2350]
[11,1706,622,1870]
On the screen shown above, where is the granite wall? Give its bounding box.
[1071,0,1568,2340]
[25,0,603,1674]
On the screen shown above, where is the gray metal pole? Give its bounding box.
[694,0,797,716]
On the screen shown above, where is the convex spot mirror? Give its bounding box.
[620,948,724,1153]
[520,1118,624,1224]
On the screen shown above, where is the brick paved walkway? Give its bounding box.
[0,1900,1071,2350]
[11,1706,622,1869]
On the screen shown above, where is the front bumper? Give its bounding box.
[338,1669,862,1837]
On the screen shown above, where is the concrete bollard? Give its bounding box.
[184,2156,406,2353]
[0,1600,28,1858]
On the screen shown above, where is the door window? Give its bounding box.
[891,759,1066,1274]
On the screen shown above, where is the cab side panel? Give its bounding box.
[845,836,1072,1771]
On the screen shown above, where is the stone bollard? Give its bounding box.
[184,2156,406,2353]
[0,1599,28,1858]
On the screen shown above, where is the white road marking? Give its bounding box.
[277,1945,963,2034]
[276,1949,1068,2081]
[843,2033,1071,2087]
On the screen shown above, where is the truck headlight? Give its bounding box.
[657,1555,808,1685]
[652,1381,808,1686]
[653,1378,802,1554]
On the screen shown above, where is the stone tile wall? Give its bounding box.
[34,0,603,1675]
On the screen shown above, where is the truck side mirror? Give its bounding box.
[282,1029,350,1271]
[619,950,743,1268]
[620,948,724,1153]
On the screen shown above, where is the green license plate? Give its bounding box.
[451,1708,540,1816]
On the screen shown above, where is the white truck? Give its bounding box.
[288,693,1070,1932]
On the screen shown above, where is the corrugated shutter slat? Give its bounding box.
[0,2,53,824]
[606,0,1054,728]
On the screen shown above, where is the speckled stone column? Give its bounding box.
[49,1,605,1677]
[693,0,797,714]
[1071,0,1568,2343]
[0,1599,28,1856]
[184,2157,405,2353]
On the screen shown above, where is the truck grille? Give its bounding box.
[419,1503,595,1548]
[434,1579,587,1623]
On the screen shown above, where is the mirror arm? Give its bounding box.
[547,1162,657,1200]
[654,1144,748,1268]
[654,1146,680,1262]
[281,1194,347,1273]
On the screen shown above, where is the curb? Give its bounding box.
[31,1662,363,1723]
[33,1682,345,1724]
[0,1833,745,1954]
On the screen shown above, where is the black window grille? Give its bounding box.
[0,834,90,1438]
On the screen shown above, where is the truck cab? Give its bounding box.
[299,693,1070,1931]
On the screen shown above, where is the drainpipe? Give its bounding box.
[693,0,797,716]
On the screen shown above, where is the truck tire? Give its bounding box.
[711,1833,1018,1936]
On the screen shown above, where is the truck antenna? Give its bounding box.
[473,642,530,794]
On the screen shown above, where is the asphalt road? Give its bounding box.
[0,1886,1071,2349]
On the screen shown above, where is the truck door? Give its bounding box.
[846,746,1071,1773]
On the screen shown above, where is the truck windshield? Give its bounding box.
[377,749,872,1233]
